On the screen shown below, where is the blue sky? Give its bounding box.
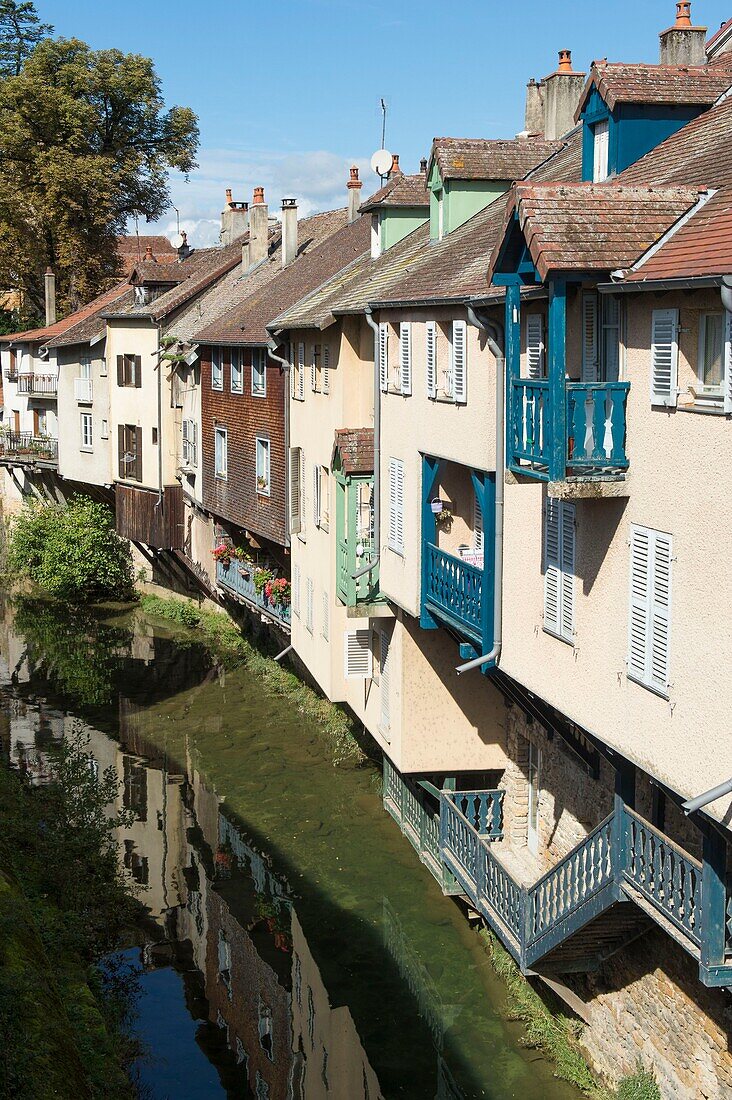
[44,0,731,244]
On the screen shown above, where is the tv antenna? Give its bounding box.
[370,97,392,182]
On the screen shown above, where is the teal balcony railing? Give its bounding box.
[336,532,379,606]
[509,378,630,481]
[423,543,484,647]
[216,559,291,629]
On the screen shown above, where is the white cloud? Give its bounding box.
[140,146,374,248]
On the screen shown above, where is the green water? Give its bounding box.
[0,599,583,1100]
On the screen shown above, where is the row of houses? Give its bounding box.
[3,4,732,1093]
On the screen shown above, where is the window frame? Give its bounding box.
[80,411,93,452]
[696,310,725,401]
[211,347,224,391]
[230,348,243,394]
[214,425,228,480]
[592,118,609,183]
[251,348,267,397]
[255,435,270,496]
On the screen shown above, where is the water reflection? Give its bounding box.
[0,599,581,1100]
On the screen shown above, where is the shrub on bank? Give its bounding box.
[7,497,134,602]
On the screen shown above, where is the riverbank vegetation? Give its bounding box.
[0,726,142,1098]
[7,497,135,602]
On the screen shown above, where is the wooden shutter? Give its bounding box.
[344,629,373,679]
[299,449,306,535]
[322,345,330,394]
[473,490,484,553]
[116,355,124,387]
[451,320,467,403]
[526,314,544,379]
[593,119,609,182]
[399,322,412,395]
[388,458,404,553]
[649,531,672,694]
[628,525,673,694]
[134,356,142,388]
[379,631,391,731]
[313,464,320,527]
[543,498,562,637]
[310,348,317,392]
[322,591,329,640]
[297,343,305,400]
[117,424,125,478]
[724,309,732,414]
[289,448,301,533]
[305,577,314,632]
[628,525,652,686]
[134,426,143,481]
[379,323,388,392]
[650,308,679,407]
[559,501,575,641]
[182,418,190,464]
[292,564,301,615]
[581,295,599,382]
[425,321,437,398]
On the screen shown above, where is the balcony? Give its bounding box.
[74,377,93,403]
[337,528,380,606]
[510,378,629,486]
[0,431,58,465]
[17,373,58,397]
[216,558,291,631]
[423,544,485,647]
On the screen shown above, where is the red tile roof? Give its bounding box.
[359,173,429,212]
[429,137,563,181]
[489,183,698,282]
[575,58,732,119]
[332,428,374,475]
[617,93,732,189]
[2,280,130,346]
[116,234,176,274]
[624,188,732,282]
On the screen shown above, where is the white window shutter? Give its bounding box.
[559,502,575,641]
[379,324,388,392]
[323,345,330,394]
[526,314,545,379]
[297,342,305,400]
[724,309,732,414]
[379,632,391,731]
[400,322,412,395]
[289,448,301,534]
[299,450,306,534]
[649,531,672,694]
[628,525,651,685]
[305,577,314,632]
[310,349,317,391]
[451,321,467,403]
[650,308,679,407]
[544,498,561,636]
[313,464,320,527]
[322,591,329,640]
[344,629,373,679]
[473,490,484,553]
[581,295,599,383]
[292,564,301,616]
[425,321,437,398]
[388,459,404,553]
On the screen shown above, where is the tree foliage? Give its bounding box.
[8,496,135,602]
[0,0,51,78]
[0,30,199,317]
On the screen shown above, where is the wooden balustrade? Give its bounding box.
[510,378,551,475]
[623,807,703,946]
[424,543,483,644]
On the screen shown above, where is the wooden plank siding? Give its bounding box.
[200,345,287,547]
[115,483,184,549]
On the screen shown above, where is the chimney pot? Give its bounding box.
[659,1,706,64]
[542,50,586,140]
[675,1,692,27]
[249,189,269,263]
[347,166,362,222]
[225,187,233,205]
[389,153,402,176]
[253,186,265,205]
[420,157,428,174]
[145,243,154,261]
[558,49,573,72]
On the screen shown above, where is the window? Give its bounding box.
[118,424,142,481]
[305,577,314,633]
[289,446,302,534]
[231,348,243,393]
[256,436,270,495]
[582,293,620,383]
[426,321,437,398]
[80,412,93,451]
[592,118,609,183]
[399,322,412,395]
[151,426,158,445]
[322,346,330,394]
[526,313,545,379]
[344,629,373,679]
[182,419,197,467]
[75,353,93,403]
[697,312,724,399]
[322,591,329,640]
[252,348,266,396]
[211,347,223,390]
[371,213,381,259]
[116,353,140,388]
[320,466,329,530]
[310,345,320,392]
[543,498,575,644]
[379,630,391,735]
[100,357,108,377]
[214,426,228,479]
[628,525,672,697]
[388,458,404,554]
[313,464,321,527]
[449,320,467,403]
[650,308,679,407]
[292,342,305,400]
[292,564,301,616]
[101,419,109,439]
[378,324,388,392]
[436,190,444,239]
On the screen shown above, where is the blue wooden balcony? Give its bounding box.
[216,559,291,631]
[510,378,630,482]
[423,543,485,647]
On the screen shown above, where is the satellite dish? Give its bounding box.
[370,148,392,177]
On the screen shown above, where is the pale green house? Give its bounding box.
[359,161,429,258]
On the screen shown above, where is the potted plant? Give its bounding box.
[434,506,453,529]
[257,475,269,493]
[212,543,234,569]
[265,577,291,609]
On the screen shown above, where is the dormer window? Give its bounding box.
[436,190,444,240]
[371,214,381,259]
[592,119,609,183]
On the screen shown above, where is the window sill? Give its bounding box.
[80,446,93,454]
[252,391,266,399]
[388,545,404,558]
[231,387,243,395]
[214,474,228,482]
[627,672,669,701]
[677,402,728,417]
[256,491,271,498]
[542,626,575,648]
[211,385,224,393]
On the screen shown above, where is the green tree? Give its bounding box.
[0,37,199,317]
[0,0,51,78]
[8,496,135,602]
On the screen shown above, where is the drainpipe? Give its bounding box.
[721,274,732,313]
[352,305,380,580]
[267,337,291,547]
[682,777,732,816]
[153,327,163,508]
[455,303,505,675]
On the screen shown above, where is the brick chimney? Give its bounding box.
[144,243,156,262]
[543,50,586,140]
[220,188,249,246]
[388,153,402,177]
[347,166,362,222]
[524,77,545,134]
[249,187,269,264]
[281,198,298,267]
[659,2,707,65]
[44,268,56,326]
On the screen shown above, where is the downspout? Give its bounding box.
[721,274,732,313]
[267,337,291,547]
[455,303,504,674]
[682,777,732,816]
[153,326,163,508]
[352,305,380,580]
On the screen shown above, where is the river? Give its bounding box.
[0,598,582,1100]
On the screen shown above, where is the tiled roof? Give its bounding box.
[616,93,732,189]
[47,286,134,348]
[117,234,176,274]
[430,136,563,181]
[490,183,698,281]
[130,262,186,285]
[333,428,374,475]
[359,173,429,212]
[575,59,732,118]
[191,209,364,345]
[2,281,130,347]
[623,188,732,282]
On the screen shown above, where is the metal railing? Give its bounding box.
[74,377,93,403]
[17,373,58,396]
[216,558,291,627]
[0,431,58,462]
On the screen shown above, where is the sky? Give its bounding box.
[43,0,732,246]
